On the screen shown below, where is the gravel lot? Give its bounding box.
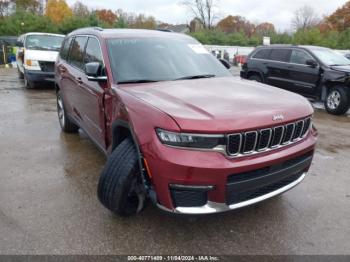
[0,68,349,255]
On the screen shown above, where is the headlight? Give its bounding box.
[156,128,225,149]
[26,59,39,67]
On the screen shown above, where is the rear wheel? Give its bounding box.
[325,86,349,115]
[56,91,79,133]
[248,74,262,83]
[98,137,146,216]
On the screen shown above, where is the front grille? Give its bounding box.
[226,151,313,205]
[227,117,311,156]
[39,61,55,72]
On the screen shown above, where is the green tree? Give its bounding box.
[338,28,350,49]
[58,13,109,34]
[0,10,57,36]
[12,0,40,13]
[292,28,322,45]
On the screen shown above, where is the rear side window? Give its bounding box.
[69,36,88,70]
[60,37,72,60]
[290,49,313,65]
[269,49,291,62]
[252,49,271,59]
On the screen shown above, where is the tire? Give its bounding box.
[248,74,262,83]
[98,137,146,216]
[17,67,24,79]
[24,71,35,89]
[324,86,350,115]
[56,91,79,133]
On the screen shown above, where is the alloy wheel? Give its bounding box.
[327,90,341,110]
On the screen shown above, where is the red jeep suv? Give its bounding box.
[55,28,317,216]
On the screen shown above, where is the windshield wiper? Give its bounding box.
[174,74,216,80]
[118,79,160,84]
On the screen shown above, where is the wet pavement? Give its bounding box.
[0,68,349,255]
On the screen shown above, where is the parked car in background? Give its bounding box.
[16,32,64,88]
[233,54,247,66]
[241,45,350,115]
[344,53,350,60]
[233,49,252,66]
[55,28,316,216]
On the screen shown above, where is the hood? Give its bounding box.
[330,65,350,74]
[121,77,313,133]
[24,49,59,62]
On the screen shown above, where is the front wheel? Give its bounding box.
[24,71,35,89]
[248,74,262,83]
[98,137,146,216]
[325,86,349,115]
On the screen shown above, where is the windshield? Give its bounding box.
[25,35,64,51]
[312,48,350,66]
[107,37,231,83]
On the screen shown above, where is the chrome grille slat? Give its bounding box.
[242,131,258,154]
[271,126,284,148]
[257,128,272,151]
[292,120,304,141]
[301,118,311,137]
[282,123,295,144]
[227,117,311,157]
[227,133,242,156]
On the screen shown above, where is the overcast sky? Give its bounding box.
[67,0,348,31]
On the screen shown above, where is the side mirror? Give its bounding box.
[16,41,23,47]
[85,62,107,82]
[219,58,231,69]
[306,59,317,68]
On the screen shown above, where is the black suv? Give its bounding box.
[241,45,350,115]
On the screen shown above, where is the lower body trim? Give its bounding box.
[157,172,306,214]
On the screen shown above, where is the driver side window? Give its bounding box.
[84,37,105,76]
[290,49,313,65]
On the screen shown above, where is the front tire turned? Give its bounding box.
[98,137,146,216]
[325,86,349,115]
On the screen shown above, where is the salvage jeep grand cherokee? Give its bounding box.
[55,28,317,216]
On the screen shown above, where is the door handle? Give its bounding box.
[76,77,83,85]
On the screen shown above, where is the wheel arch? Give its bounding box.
[110,120,150,187]
[321,81,350,101]
[111,120,135,151]
[247,70,264,82]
